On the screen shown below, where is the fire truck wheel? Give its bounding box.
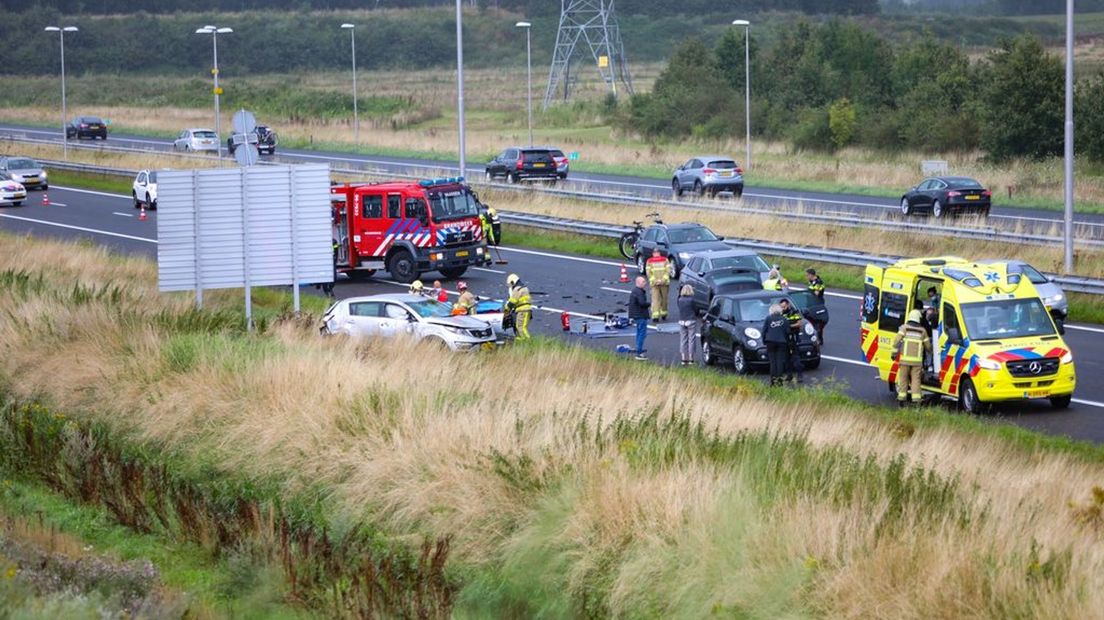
[387,250,419,283]
[439,266,467,279]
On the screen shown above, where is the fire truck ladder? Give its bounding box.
[542,0,634,110]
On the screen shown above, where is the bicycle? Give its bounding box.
[618,211,663,259]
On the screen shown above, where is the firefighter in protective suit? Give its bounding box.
[893,309,932,406]
[504,273,533,340]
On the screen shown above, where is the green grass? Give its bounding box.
[0,477,305,618]
[47,169,132,195]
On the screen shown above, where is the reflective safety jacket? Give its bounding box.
[764,277,788,291]
[807,276,825,299]
[893,322,930,365]
[646,256,671,286]
[455,291,477,315]
[480,213,496,245]
[505,284,532,314]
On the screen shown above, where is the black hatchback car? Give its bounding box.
[633,222,729,278]
[900,176,991,218]
[66,116,108,140]
[485,147,562,183]
[227,124,278,156]
[701,291,821,375]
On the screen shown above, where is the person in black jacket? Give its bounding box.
[762,303,790,386]
[627,276,651,360]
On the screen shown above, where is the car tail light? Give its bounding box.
[947,191,961,197]
[516,153,524,170]
[80,123,88,128]
[559,157,569,166]
[702,168,716,175]
[982,190,992,197]
[736,167,743,174]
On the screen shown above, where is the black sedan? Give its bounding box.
[679,266,763,315]
[66,116,108,140]
[701,291,821,375]
[632,222,729,278]
[900,176,990,218]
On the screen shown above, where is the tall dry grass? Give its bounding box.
[1,234,1103,617]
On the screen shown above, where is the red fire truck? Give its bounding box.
[330,177,489,283]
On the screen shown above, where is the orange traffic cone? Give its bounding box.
[138,205,147,221]
[619,264,629,283]
[41,192,49,206]
[561,311,571,331]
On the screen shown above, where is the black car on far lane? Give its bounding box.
[632,222,729,278]
[701,290,821,375]
[900,176,991,218]
[66,115,108,140]
[485,146,562,183]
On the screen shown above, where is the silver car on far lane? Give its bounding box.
[672,155,744,198]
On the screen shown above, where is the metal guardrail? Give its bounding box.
[6,131,1102,249]
[16,150,1104,295]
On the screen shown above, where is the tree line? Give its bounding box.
[624,20,1104,161]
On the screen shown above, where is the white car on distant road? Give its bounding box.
[0,180,27,207]
[173,128,219,152]
[321,294,496,351]
[132,169,159,210]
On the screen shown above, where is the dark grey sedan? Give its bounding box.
[901,176,991,218]
[632,222,729,278]
[680,250,771,313]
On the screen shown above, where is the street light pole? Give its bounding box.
[44,26,78,160]
[456,0,466,177]
[732,20,751,171]
[1063,0,1075,273]
[516,21,533,146]
[195,26,233,161]
[341,24,359,144]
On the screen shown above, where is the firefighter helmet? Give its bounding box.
[409,280,424,292]
[507,273,520,287]
[908,309,923,323]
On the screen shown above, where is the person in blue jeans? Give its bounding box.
[627,275,651,360]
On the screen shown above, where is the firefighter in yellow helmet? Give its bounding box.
[408,279,426,296]
[645,247,671,321]
[892,309,932,407]
[504,273,533,340]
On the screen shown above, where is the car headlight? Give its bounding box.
[1047,294,1064,304]
[977,358,1002,371]
[39,172,47,179]
[1061,351,1073,364]
[678,252,691,260]
[440,325,466,335]
[804,323,815,336]
[746,339,758,348]
[744,327,761,339]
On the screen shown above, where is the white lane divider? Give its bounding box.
[600,286,631,294]
[0,213,156,243]
[112,212,134,218]
[473,266,507,274]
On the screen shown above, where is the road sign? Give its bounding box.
[569,151,580,161]
[234,144,260,167]
[232,109,257,135]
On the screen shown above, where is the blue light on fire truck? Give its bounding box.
[419,176,465,188]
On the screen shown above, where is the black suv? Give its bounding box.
[701,290,821,374]
[632,222,729,278]
[66,116,107,140]
[485,147,562,183]
[228,124,278,156]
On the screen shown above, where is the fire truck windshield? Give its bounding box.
[428,189,480,221]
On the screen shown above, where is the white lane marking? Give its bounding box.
[601,286,631,294]
[827,291,862,300]
[497,245,623,267]
[112,212,134,218]
[45,202,67,207]
[1066,324,1104,334]
[53,185,130,200]
[1073,398,1104,408]
[473,266,506,274]
[0,213,157,243]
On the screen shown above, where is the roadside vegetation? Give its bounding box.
[1,233,1103,617]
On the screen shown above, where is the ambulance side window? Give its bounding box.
[879,292,908,332]
[387,194,402,218]
[943,303,962,343]
[363,195,383,218]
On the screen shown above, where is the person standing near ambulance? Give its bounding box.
[892,309,931,407]
[645,247,671,322]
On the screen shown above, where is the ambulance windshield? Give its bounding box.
[960,298,1055,341]
[428,189,480,221]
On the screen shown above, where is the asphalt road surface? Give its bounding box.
[2,122,1103,236]
[2,184,1104,444]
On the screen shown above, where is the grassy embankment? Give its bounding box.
[2,233,1104,617]
[4,64,1104,213]
[12,138,1104,324]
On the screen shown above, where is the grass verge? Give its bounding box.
[0,233,1103,618]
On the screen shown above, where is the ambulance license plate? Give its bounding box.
[456,250,469,257]
[1026,389,1050,399]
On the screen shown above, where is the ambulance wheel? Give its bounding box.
[439,266,467,279]
[958,378,990,414]
[1049,395,1072,409]
[387,250,419,283]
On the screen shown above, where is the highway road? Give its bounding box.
[3,184,1104,444]
[3,122,1104,237]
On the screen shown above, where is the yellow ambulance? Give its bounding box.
[859,256,1075,413]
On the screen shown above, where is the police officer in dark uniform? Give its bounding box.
[762,303,790,386]
[320,238,338,298]
[779,298,805,383]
